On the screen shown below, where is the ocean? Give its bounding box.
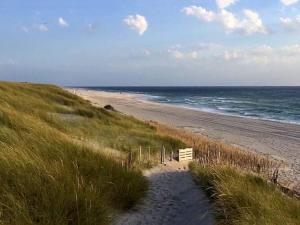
[82,86,300,125]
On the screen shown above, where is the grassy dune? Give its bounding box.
[190,163,300,225]
[152,122,300,225]
[0,81,183,225]
[2,81,299,225]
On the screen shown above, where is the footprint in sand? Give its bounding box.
[113,161,215,225]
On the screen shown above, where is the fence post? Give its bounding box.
[161,146,166,164]
[171,151,173,161]
[207,149,210,163]
[163,146,166,164]
[148,147,151,161]
[128,150,133,169]
[139,146,142,164]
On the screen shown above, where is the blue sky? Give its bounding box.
[1,0,300,86]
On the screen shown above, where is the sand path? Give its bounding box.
[114,161,215,225]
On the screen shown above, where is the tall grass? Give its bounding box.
[0,81,183,225]
[152,122,280,177]
[151,121,300,224]
[190,163,300,225]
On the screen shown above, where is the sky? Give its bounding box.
[0,0,300,86]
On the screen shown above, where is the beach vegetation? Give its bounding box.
[190,163,300,225]
[152,122,300,224]
[0,81,184,225]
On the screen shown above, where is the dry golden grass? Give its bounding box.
[0,81,186,225]
[150,120,300,225]
[190,163,300,225]
[151,121,280,177]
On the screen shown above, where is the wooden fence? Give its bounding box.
[123,145,278,177]
[124,146,194,168]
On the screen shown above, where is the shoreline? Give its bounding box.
[75,88,300,126]
[69,88,300,189]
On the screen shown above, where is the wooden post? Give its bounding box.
[139,146,142,164]
[207,149,210,163]
[148,147,151,161]
[163,146,166,164]
[171,151,173,161]
[128,150,133,169]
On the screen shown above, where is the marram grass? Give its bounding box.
[190,163,300,225]
[0,81,184,225]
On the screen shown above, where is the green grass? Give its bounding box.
[0,81,184,225]
[190,163,300,225]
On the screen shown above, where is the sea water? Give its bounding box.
[82,86,300,125]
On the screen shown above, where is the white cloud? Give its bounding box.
[219,9,240,31]
[0,59,16,66]
[222,44,300,64]
[123,14,148,35]
[58,17,69,27]
[169,50,184,59]
[168,46,199,60]
[216,0,237,9]
[38,24,48,32]
[144,49,151,56]
[87,23,97,32]
[281,0,299,6]
[280,16,300,30]
[240,9,267,34]
[220,9,267,34]
[167,43,300,65]
[182,6,216,22]
[21,26,29,33]
[183,5,267,35]
[280,44,300,55]
[168,49,199,60]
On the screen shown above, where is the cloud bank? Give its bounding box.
[182,4,267,35]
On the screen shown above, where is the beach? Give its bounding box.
[71,89,300,189]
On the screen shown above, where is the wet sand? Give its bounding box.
[70,89,300,189]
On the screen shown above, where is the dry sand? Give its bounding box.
[114,161,215,225]
[70,89,300,189]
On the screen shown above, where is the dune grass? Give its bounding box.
[151,122,300,224]
[152,122,279,176]
[0,81,184,225]
[190,163,300,225]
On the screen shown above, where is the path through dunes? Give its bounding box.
[114,161,215,225]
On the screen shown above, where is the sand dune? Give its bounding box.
[70,89,300,190]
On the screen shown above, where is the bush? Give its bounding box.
[104,105,116,111]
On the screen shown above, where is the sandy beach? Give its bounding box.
[71,88,300,189]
